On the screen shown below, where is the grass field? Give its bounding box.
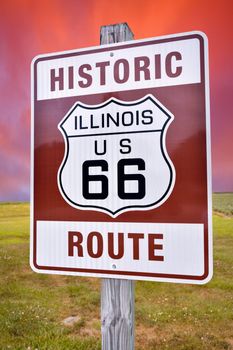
[213,192,233,216]
[0,194,233,349]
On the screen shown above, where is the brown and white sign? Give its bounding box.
[31,31,212,284]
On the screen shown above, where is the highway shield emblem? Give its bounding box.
[58,95,175,217]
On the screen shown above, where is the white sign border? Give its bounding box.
[30,30,212,285]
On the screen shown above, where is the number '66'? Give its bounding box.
[82,158,146,200]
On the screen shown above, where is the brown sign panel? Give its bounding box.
[31,31,212,284]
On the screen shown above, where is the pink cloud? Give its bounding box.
[0,0,232,201]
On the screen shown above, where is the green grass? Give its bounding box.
[213,192,233,216]
[0,195,232,349]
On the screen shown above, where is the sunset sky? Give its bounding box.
[0,0,232,201]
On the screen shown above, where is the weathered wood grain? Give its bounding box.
[100,22,135,350]
[101,278,134,350]
[100,22,134,44]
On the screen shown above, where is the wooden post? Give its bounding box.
[100,23,135,350]
[101,279,135,350]
[100,22,134,44]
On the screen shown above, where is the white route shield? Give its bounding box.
[58,95,175,217]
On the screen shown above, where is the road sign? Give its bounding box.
[31,31,212,284]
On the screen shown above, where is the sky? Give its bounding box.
[0,0,232,201]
